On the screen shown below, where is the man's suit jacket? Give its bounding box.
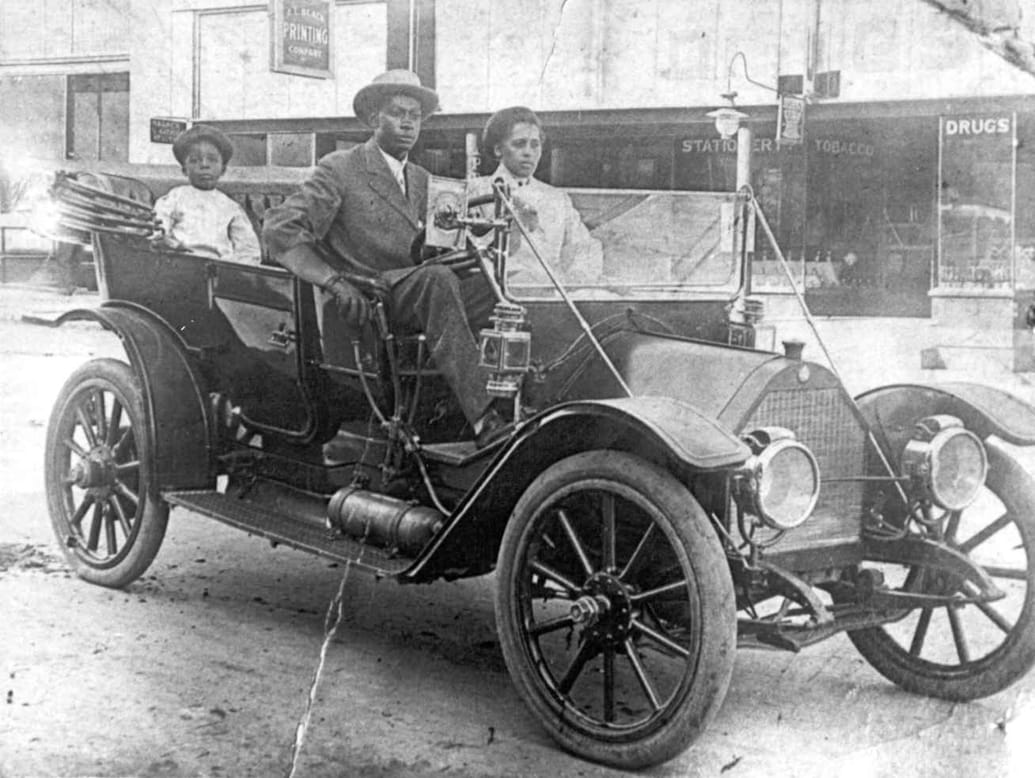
[263,137,429,280]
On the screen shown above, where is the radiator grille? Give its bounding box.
[743,386,866,551]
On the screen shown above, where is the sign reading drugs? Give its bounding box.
[270,0,333,79]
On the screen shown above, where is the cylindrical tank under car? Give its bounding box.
[327,488,445,557]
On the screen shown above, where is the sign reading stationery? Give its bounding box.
[270,0,333,79]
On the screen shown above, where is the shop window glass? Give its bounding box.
[67,73,130,163]
[1014,115,1035,289]
[551,138,671,190]
[269,133,313,167]
[937,114,1015,290]
[227,134,268,167]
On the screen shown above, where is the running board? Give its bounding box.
[162,488,414,576]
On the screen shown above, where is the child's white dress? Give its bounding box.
[154,185,261,264]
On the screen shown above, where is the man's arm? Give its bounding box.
[262,157,371,326]
[262,156,350,284]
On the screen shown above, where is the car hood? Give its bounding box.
[553,330,847,432]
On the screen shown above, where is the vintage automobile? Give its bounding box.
[34,170,1035,769]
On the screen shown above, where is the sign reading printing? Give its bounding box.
[270,0,333,79]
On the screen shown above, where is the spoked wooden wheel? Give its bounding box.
[495,451,736,769]
[848,442,1035,700]
[45,358,168,588]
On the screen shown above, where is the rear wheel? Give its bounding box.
[495,451,736,769]
[848,442,1035,700]
[44,358,168,588]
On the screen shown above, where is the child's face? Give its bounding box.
[182,140,225,190]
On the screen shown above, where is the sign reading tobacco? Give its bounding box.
[270,0,333,79]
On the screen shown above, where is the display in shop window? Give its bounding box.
[937,114,1016,290]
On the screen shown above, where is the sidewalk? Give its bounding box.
[4,282,1035,405]
[771,313,1035,406]
[0,283,101,324]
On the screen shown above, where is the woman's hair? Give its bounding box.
[482,106,544,157]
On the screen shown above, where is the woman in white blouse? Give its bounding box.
[470,106,602,288]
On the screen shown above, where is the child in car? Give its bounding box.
[153,125,261,264]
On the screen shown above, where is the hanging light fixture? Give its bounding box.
[707,91,749,139]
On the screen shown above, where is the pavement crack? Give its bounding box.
[286,561,353,778]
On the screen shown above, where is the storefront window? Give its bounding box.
[937,113,1015,290]
[269,133,313,167]
[67,73,130,163]
[227,134,268,167]
[1015,114,1035,290]
[552,137,673,189]
[674,122,806,281]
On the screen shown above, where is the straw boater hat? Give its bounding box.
[352,69,439,125]
[172,124,234,167]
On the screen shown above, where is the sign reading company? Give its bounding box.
[270,0,333,79]
[150,118,188,144]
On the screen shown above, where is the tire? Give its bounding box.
[848,442,1035,700]
[494,451,736,769]
[44,358,169,588]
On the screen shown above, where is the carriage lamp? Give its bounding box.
[901,415,988,511]
[735,427,820,531]
[479,301,531,397]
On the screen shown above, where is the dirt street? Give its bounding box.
[2,290,1034,777]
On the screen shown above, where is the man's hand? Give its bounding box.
[325,275,371,329]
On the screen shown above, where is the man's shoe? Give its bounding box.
[474,408,512,449]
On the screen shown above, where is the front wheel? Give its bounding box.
[848,441,1035,700]
[44,358,168,588]
[495,451,736,769]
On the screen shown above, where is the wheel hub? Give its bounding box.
[71,447,116,491]
[571,573,634,644]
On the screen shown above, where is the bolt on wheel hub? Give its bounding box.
[570,573,634,643]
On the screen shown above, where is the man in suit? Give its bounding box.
[263,70,507,447]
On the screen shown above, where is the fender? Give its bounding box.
[403,396,750,583]
[855,381,1035,468]
[54,302,214,490]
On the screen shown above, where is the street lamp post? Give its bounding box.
[706,93,751,191]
